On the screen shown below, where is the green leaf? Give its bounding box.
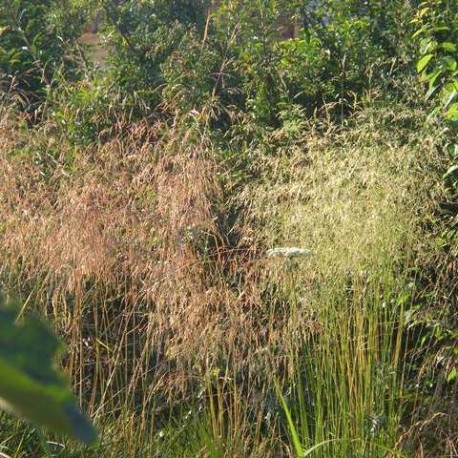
[443,164,458,178]
[0,306,97,444]
[302,440,340,457]
[419,37,436,55]
[417,54,434,73]
[442,85,457,108]
[423,69,442,88]
[412,26,427,39]
[441,56,457,72]
[445,102,458,121]
[447,367,457,383]
[431,26,450,33]
[274,378,304,456]
[440,42,457,53]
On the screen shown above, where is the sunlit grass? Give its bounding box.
[0,98,450,457]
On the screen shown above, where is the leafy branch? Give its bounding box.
[0,298,97,444]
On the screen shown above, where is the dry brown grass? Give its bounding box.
[0,104,446,364]
[0,113,269,408]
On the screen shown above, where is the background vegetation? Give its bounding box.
[0,0,456,457]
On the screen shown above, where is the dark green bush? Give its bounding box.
[38,0,419,140]
[0,0,86,112]
[101,0,209,116]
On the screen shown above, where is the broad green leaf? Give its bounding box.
[440,42,457,53]
[418,6,430,18]
[419,37,436,55]
[412,26,427,39]
[431,26,450,33]
[441,56,457,72]
[444,81,458,92]
[445,102,458,121]
[0,307,97,444]
[417,54,433,73]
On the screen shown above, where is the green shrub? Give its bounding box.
[0,0,86,111]
[100,0,209,117]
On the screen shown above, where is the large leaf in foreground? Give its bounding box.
[0,308,97,444]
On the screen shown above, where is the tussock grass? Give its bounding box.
[0,100,451,457]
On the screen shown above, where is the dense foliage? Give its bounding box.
[0,0,86,111]
[0,1,456,457]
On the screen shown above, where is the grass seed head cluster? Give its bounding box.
[0,99,451,456]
